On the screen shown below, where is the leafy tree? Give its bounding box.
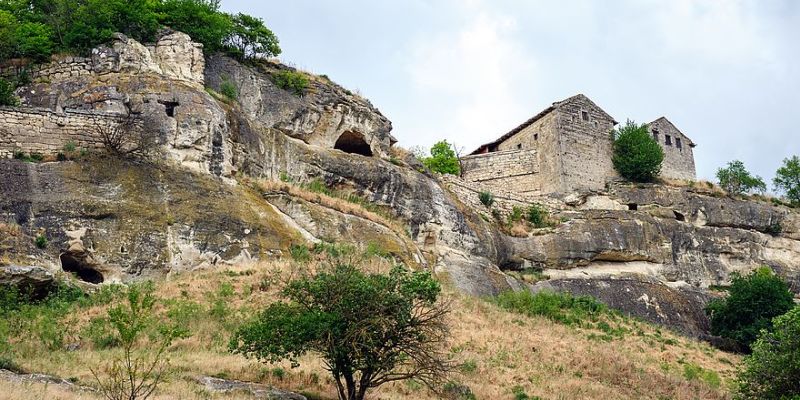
[0,10,18,60]
[226,13,280,60]
[0,78,19,106]
[774,156,800,206]
[705,267,794,351]
[15,22,53,61]
[611,120,664,182]
[422,140,460,175]
[90,283,190,400]
[737,306,800,400]
[230,263,451,400]
[63,0,160,55]
[716,160,766,196]
[156,0,233,53]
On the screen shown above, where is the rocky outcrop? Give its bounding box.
[0,265,55,299]
[194,376,306,400]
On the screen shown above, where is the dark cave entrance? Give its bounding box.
[158,100,179,117]
[60,252,104,284]
[628,203,638,211]
[334,131,373,156]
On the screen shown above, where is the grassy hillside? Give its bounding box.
[0,251,738,400]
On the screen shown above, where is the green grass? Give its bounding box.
[494,290,611,327]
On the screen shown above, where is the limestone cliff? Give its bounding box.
[1,32,798,338]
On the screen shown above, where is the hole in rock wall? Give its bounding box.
[158,100,179,117]
[673,210,686,222]
[334,131,373,156]
[60,252,104,284]
[628,203,638,211]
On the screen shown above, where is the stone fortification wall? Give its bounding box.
[460,148,543,195]
[0,107,115,157]
[495,112,562,193]
[0,31,204,86]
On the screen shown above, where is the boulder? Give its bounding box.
[194,376,306,400]
[0,266,55,299]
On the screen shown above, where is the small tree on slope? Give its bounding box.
[230,263,451,400]
[774,155,800,206]
[716,160,766,196]
[612,120,664,183]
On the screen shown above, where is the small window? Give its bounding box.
[652,129,659,141]
[517,143,522,149]
[665,135,672,146]
[533,133,539,141]
[581,111,589,121]
[676,138,682,150]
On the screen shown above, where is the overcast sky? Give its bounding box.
[222,0,799,185]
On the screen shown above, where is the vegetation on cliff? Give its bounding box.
[0,0,280,63]
[612,120,664,183]
[715,160,767,196]
[421,140,461,176]
[774,155,800,206]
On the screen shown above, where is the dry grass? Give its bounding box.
[0,258,739,400]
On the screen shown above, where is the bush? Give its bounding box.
[716,160,766,196]
[219,79,238,100]
[230,263,451,400]
[737,306,800,399]
[494,290,607,326]
[34,234,47,249]
[478,191,494,207]
[0,78,19,106]
[507,206,523,223]
[271,70,309,96]
[526,204,548,228]
[705,267,794,351]
[611,120,664,182]
[421,140,460,175]
[773,155,800,206]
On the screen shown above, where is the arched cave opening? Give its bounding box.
[334,131,373,156]
[673,210,686,222]
[60,252,104,284]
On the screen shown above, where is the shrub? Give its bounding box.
[34,234,47,249]
[478,191,494,207]
[219,79,238,100]
[526,204,549,228]
[737,306,800,399]
[773,155,800,206]
[226,13,280,60]
[230,263,451,400]
[289,244,311,262]
[716,160,766,196]
[421,140,460,175]
[0,78,19,106]
[705,267,794,351]
[611,120,664,182]
[271,70,309,96]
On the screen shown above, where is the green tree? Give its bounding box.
[774,156,800,206]
[422,140,460,175]
[716,160,767,196]
[0,10,18,60]
[63,0,160,55]
[611,120,664,182]
[226,13,281,60]
[15,21,53,61]
[230,264,451,400]
[705,267,794,351]
[156,0,233,53]
[737,306,800,400]
[90,283,190,400]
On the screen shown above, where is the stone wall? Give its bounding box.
[496,112,563,193]
[649,118,696,181]
[0,107,114,157]
[0,57,93,82]
[460,148,544,195]
[554,96,618,192]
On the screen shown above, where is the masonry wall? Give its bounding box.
[0,107,114,157]
[649,119,696,181]
[554,97,618,192]
[460,148,544,195]
[0,57,94,83]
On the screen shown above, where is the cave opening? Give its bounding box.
[628,203,638,211]
[60,253,104,284]
[673,210,686,222]
[334,131,373,156]
[158,100,179,118]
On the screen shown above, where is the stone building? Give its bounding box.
[461,94,697,194]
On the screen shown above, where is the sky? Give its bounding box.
[222,0,799,185]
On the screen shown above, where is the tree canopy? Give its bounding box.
[737,306,800,399]
[611,120,664,183]
[716,160,766,196]
[0,0,280,63]
[230,263,450,400]
[421,140,460,176]
[774,155,800,206]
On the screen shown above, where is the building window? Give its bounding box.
[517,143,522,149]
[533,133,539,141]
[581,111,589,121]
[665,135,672,146]
[652,129,659,141]
[676,138,682,150]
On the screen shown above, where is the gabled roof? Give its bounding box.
[649,117,696,147]
[469,94,617,155]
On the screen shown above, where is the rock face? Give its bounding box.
[195,376,306,400]
[0,265,55,299]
